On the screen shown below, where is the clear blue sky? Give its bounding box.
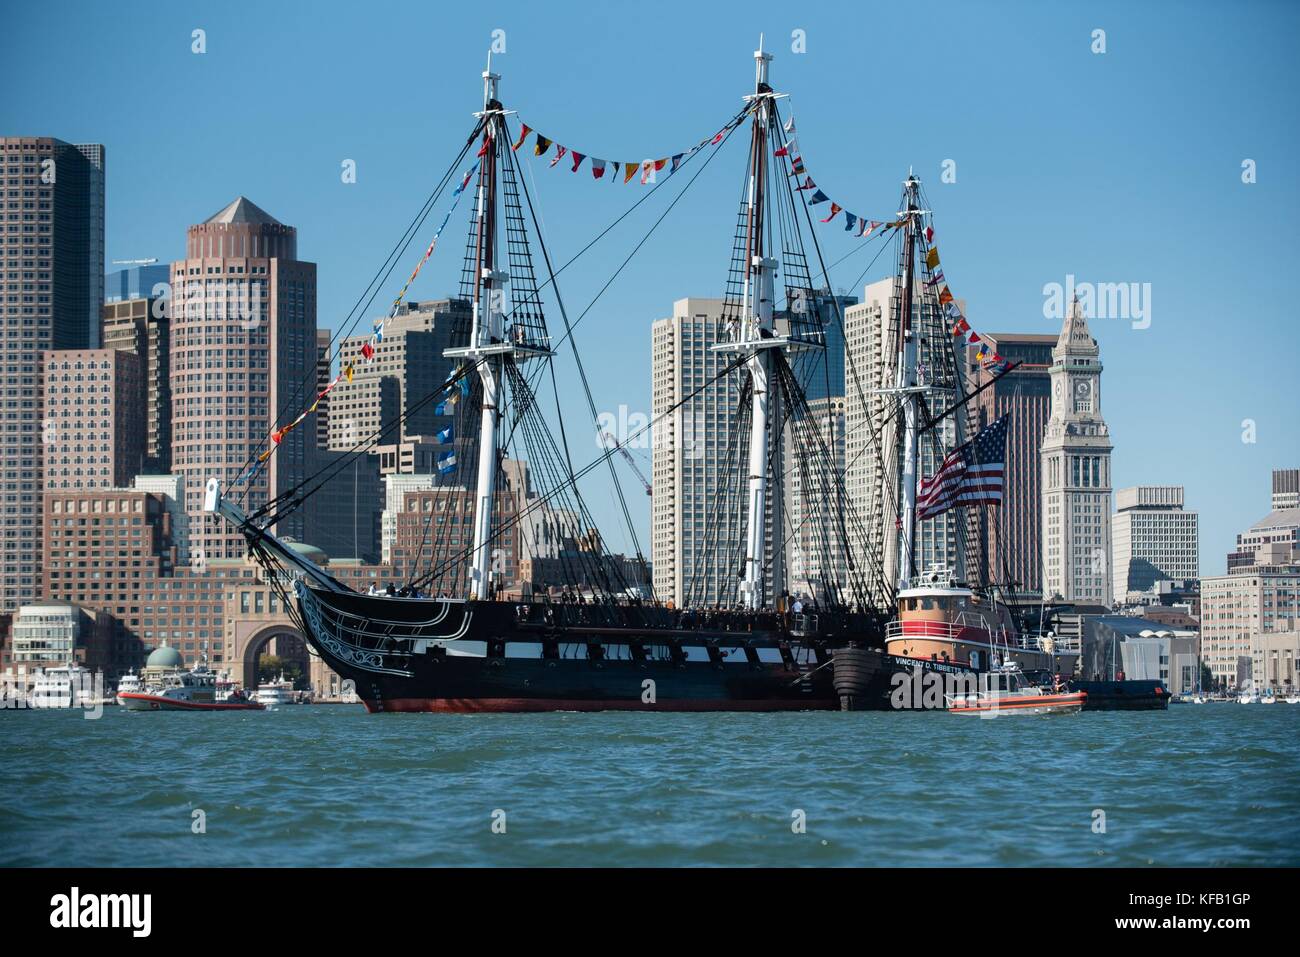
[5,0,1297,574]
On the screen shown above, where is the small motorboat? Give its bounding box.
[115,670,143,707]
[1259,690,1277,704]
[254,672,298,708]
[119,665,264,712]
[945,662,1086,717]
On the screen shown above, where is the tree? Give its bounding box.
[257,653,304,687]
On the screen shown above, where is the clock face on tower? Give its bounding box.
[1054,381,1062,399]
[1076,380,1091,395]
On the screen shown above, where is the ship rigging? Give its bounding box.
[206,41,1053,712]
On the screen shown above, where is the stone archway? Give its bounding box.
[242,626,311,692]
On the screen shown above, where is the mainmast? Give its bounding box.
[717,38,784,612]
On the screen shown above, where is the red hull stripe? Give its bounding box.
[118,693,263,711]
[366,697,836,714]
[950,694,1086,713]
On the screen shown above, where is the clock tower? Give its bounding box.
[1041,295,1113,605]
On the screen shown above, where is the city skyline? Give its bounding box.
[4,0,1297,572]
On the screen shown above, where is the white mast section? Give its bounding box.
[712,38,797,613]
[739,41,777,612]
[468,58,504,602]
[444,54,521,602]
[446,56,548,600]
[898,176,921,591]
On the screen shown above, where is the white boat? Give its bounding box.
[114,671,143,706]
[1286,694,1300,704]
[1237,691,1258,704]
[119,665,263,712]
[944,662,1087,717]
[27,665,94,709]
[1191,694,1207,704]
[1259,691,1277,704]
[254,673,297,708]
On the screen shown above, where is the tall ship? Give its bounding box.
[207,44,1060,712]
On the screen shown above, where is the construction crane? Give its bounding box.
[110,258,159,266]
[601,431,652,497]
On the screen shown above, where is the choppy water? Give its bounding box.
[1,704,1296,867]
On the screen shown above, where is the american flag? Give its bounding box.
[915,415,1009,521]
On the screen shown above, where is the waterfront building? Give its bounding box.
[967,332,1055,593]
[1111,486,1199,602]
[1252,625,1300,694]
[0,601,112,694]
[170,196,316,561]
[1077,615,1199,694]
[42,347,145,491]
[103,295,172,473]
[1200,562,1300,689]
[0,137,105,612]
[1041,297,1112,605]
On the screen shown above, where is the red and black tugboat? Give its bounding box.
[206,45,1046,713]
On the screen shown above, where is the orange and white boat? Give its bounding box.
[119,665,263,712]
[944,662,1086,717]
[885,567,1056,674]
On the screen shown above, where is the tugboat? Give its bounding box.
[945,661,1086,717]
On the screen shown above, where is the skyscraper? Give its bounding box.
[42,348,145,490]
[651,298,746,606]
[104,262,169,303]
[1111,485,1199,601]
[315,328,332,450]
[103,295,172,473]
[967,332,1055,593]
[326,300,464,453]
[0,137,105,612]
[794,288,856,402]
[787,395,847,600]
[1041,297,1113,605]
[170,197,315,561]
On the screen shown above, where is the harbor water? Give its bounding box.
[1,705,1296,867]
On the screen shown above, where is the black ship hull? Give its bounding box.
[292,585,950,712]
[292,585,1016,713]
[1068,679,1170,711]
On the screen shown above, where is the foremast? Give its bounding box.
[444,55,548,601]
